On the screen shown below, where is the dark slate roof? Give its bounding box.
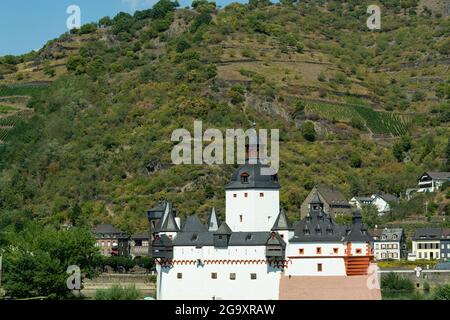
[291,208,347,243]
[376,193,398,203]
[132,232,149,240]
[172,231,282,247]
[153,234,173,247]
[353,196,373,203]
[215,222,232,235]
[272,208,293,231]
[344,212,373,243]
[225,164,280,190]
[266,232,287,248]
[315,185,350,206]
[92,224,128,238]
[148,200,168,220]
[173,232,214,246]
[413,227,443,240]
[310,192,323,205]
[229,232,275,246]
[374,228,403,242]
[425,172,450,180]
[207,208,220,232]
[155,202,180,233]
[182,215,207,232]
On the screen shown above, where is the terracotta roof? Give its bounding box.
[279,272,381,300]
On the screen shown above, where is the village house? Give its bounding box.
[417,172,450,193]
[300,185,352,218]
[412,228,442,260]
[349,193,398,216]
[130,232,150,259]
[92,224,130,257]
[372,228,407,261]
[349,196,373,210]
[440,228,450,262]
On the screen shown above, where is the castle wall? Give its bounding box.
[156,245,281,300]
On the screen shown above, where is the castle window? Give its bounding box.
[280,234,284,239]
[259,192,264,197]
[240,172,249,184]
[211,273,217,279]
[244,193,248,198]
[317,264,323,272]
[316,247,322,254]
[250,273,257,280]
[356,248,362,254]
[299,248,304,255]
[240,215,243,223]
[233,194,237,198]
[230,273,236,280]
[177,273,182,279]
[333,248,339,254]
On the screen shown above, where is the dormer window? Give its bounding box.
[240,172,249,184]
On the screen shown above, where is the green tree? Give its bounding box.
[361,204,379,229]
[301,121,316,142]
[2,223,99,299]
[433,284,450,300]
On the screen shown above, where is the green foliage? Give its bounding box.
[433,284,450,300]
[95,285,140,300]
[381,273,415,292]
[361,204,379,229]
[79,23,98,35]
[301,121,316,142]
[1,223,99,299]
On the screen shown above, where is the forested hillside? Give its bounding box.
[0,0,449,234]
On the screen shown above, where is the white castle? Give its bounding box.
[149,143,381,300]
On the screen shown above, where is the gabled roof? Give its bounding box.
[272,208,293,231]
[375,228,403,242]
[375,193,398,203]
[315,185,350,206]
[182,215,207,232]
[413,227,443,240]
[424,172,450,180]
[352,196,373,203]
[225,164,280,190]
[266,232,287,248]
[215,222,232,235]
[92,224,127,238]
[131,232,149,240]
[207,208,220,232]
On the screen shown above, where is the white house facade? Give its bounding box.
[412,228,442,260]
[417,172,450,193]
[373,228,407,261]
[150,161,381,300]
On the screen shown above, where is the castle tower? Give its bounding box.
[225,164,280,231]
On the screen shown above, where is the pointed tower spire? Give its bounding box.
[207,208,220,232]
[309,190,324,212]
[156,202,180,232]
[272,208,291,231]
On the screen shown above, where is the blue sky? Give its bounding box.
[0,0,245,56]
